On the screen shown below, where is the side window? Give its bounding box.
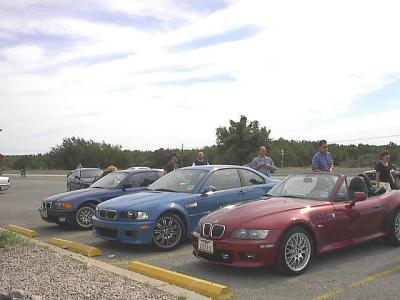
[151,171,163,183]
[203,169,241,191]
[72,170,80,179]
[126,173,152,187]
[240,169,265,186]
[336,180,349,202]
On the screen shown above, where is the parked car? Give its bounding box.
[67,168,103,191]
[0,175,10,191]
[364,163,399,189]
[39,169,163,229]
[92,165,279,250]
[192,173,400,275]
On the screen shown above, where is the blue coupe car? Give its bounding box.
[92,165,279,250]
[39,169,163,229]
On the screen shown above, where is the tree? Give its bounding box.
[216,115,271,165]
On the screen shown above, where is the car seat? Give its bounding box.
[348,177,368,200]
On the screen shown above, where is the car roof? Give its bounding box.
[73,167,102,171]
[180,165,258,171]
[118,168,163,174]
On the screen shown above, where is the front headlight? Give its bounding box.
[120,211,149,220]
[229,229,269,240]
[52,202,73,209]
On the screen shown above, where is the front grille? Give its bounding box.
[197,250,233,263]
[95,226,117,238]
[97,209,117,220]
[211,225,225,238]
[106,210,117,220]
[203,223,211,237]
[202,223,225,239]
[99,209,106,218]
[42,202,52,209]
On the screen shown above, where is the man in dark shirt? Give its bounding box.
[164,153,179,174]
[192,151,209,166]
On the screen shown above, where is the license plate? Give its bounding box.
[198,238,213,254]
[40,209,48,218]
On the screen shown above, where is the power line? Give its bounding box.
[332,134,400,143]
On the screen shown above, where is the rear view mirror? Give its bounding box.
[202,185,216,194]
[346,192,367,208]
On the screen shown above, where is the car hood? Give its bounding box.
[98,191,191,210]
[203,197,328,225]
[44,188,141,203]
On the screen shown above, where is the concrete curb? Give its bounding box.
[129,261,234,300]
[5,224,39,238]
[48,238,102,257]
[0,228,210,300]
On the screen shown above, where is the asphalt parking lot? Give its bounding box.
[1,175,399,300]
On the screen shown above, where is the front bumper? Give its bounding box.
[0,183,10,191]
[191,231,279,268]
[38,207,76,225]
[92,216,154,245]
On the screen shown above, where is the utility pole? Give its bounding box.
[280,149,284,169]
[181,144,184,168]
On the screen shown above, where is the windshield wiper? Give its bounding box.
[154,188,176,192]
[281,195,305,199]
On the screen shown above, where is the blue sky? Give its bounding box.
[1,0,400,154]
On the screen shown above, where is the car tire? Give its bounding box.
[276,226,314,276]
[74,203,96,230]
[152,213,185,251]
[386,210,400,246]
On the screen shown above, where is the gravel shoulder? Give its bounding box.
[0,243,179,300]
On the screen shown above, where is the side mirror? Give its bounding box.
[202,185,216,194]
[346,192,367,208]
[122,183,133,191]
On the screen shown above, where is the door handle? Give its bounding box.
[373,204,382,209]
[238,190,246,195]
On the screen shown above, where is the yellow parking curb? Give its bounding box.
[128,261,233,300]
[47,238,102,257]
[5,224,39,238]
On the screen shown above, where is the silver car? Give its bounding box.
[0,175,10,191]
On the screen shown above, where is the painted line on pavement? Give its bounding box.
[5,224,39,238]
[312,264,400,300]
[129,261,234,300]
[48,238,102,257]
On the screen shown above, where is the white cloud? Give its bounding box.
[1,0,400,154]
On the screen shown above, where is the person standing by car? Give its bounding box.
[100,165,118,179]
[312,140,333,172]
[164,153,179,174]
[250,146,276,178]
[375,150,395,192]
[192,151,209,166]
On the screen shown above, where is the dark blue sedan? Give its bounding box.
[92,165,279,250]
[39,169,163,229]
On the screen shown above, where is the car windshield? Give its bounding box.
[90,172,129,189]
[81,169,101,178]
[268,173,340,201]
[148,169,208,193]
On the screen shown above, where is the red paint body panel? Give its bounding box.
[192,174,400,268]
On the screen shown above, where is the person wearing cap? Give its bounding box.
[164,153,179,174]
[312,140,333,172]
[192,151,209,166]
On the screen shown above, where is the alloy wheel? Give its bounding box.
[284,232,312,272]
[76,206,95,229]
[153,215,182,250]
[395,212,400,242]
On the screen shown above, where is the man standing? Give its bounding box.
[192,151,209,166]
[164,153,179,174]
[312,140,333,172]
[250,146,276,177]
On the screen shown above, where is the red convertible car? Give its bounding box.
[192,173,400,275]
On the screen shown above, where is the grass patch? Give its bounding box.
[0,229,31,248]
